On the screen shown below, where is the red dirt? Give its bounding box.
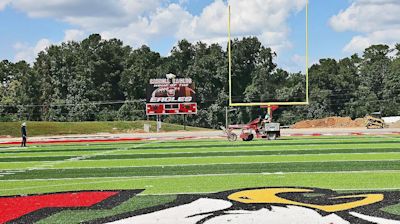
[292,117,365,129]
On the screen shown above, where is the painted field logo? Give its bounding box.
[1,187,399,224]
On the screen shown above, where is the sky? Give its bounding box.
[1,0,400,72]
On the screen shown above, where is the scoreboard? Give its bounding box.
[146,103,197,115]
[146,77,197,115]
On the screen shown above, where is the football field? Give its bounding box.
[1,135,400,223]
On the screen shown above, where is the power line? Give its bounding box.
[0,99,146,108]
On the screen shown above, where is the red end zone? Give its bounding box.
[0,191,118,223]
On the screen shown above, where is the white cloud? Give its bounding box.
[11,0,162,30]
[0,0,11,10]
[10,0,306,50]
[178,0,306,53]
[149,4,192,36]
[10,0,307,65]
[280,54,306,73]
[330,0,400,53]
[34,39,52,54]
[14,39,52,63]
[63,29,85,42]
[14,30,86,63]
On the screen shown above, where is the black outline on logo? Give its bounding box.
[2,187,400,224]
[89,187,400,224]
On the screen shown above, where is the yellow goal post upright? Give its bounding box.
[228,1,309,108]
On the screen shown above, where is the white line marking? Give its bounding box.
[20,159,400,170]
[0,141,160,178]
[2,178,400,194]
[48,151,400,162]
[0,147,399,161]
[1,170,399,182]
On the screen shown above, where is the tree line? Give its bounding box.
[1,34,399,127]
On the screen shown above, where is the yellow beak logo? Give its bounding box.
[228,188,384,212]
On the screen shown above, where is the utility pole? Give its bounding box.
[156,115,161,133]
[225,107,236,128]
[225,107,228,128]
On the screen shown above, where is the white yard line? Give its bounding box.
[1,142,399,155]
[14,159,400,170]
[2,150,399,163]
[0,170,399,183]
[49,151,400,162]
[1,171,400,193]
[0,141,160,178]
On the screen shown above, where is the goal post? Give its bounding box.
[228,1,309,107]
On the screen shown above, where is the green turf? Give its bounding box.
[46,152,400,168]
[0,156,75,162]
[2,160,399,180]
[36,195,177,224]
[2,148,400,163]
[0,121,207,137]
[1,171,400,196]
[382,203,400,216]
[1,136,399,222]
[0,161,44,169]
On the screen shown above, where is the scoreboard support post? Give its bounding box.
[184,114,186,131]
[146,76,197,130]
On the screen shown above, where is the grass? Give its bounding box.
[383,204,400,215]
[36,195,177,224]
[2,172,400,196]
[3,160,399,180]
[0,136,399,222]
[0,121,208,137]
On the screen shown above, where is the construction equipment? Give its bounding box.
[224,118,281,141]
[365,112,385,129]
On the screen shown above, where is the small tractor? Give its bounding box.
[222,117,281,141]
[365,112,385,129]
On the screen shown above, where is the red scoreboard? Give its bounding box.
[146,103,197,115]
[146,77,197,115]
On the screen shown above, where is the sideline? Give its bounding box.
[1,128,400,145]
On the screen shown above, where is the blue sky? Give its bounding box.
[1,0,400,72]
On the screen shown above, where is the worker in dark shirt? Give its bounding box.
[21,122,27,147]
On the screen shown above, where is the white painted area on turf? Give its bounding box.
[108,198,233,224]
[350,212,400,224]
[107,201,350,224]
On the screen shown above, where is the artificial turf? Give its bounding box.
[2,147,400,163]
[0,136,399,222]
[35,195,177,224]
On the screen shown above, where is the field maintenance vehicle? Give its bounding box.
[222,117,281,141]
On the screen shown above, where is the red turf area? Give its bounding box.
[0,191,118,223]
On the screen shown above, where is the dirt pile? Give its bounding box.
[390,121,400,128]
[292,117,365,129]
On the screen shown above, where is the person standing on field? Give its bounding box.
[21,122,27,147]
